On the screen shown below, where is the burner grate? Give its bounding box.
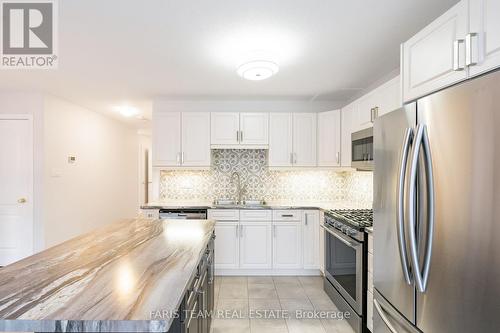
[327,209,373,228]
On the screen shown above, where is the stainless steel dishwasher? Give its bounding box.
[158,208,207,219]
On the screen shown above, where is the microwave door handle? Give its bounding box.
[420,125,435,291]
[397,128,413,285]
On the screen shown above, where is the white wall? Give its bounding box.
[43,96,139,247]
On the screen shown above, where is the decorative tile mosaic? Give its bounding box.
[159,149,373,205]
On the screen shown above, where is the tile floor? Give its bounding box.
[211,276,356,333]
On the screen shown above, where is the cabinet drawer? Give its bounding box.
[273,210,301,221]
[368,252,373,273]
[208,209,239,221]
[240,210,272,221]
[368,233,373,254]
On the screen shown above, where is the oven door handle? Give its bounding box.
[321,224,360,248]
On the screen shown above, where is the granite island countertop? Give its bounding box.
[0,218,215,333]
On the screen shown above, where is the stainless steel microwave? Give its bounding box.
[351,128,373,171]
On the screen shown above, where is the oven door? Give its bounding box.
[323,224,364,314]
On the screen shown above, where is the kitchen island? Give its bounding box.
[0,218,216,333]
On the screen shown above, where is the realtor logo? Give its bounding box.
[1,0,58,68]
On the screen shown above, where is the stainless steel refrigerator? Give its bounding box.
[373,69,500,333]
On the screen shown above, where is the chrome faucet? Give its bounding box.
[230,172,244,204]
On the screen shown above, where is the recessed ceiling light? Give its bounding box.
[114,105,139,117]
[237,60,279,81]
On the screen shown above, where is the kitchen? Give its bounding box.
[0,0,499,333]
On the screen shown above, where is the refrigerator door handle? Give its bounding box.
[397,128,413,285]
[420,125,435,291]
[408,124,435,293]
[374,299,399,333]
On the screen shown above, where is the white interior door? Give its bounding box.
[0,115,33,266]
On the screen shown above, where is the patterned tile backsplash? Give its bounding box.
[159,149,373,205]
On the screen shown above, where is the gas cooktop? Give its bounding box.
[326,209,373,230]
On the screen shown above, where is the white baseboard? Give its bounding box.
[215,269,321,276]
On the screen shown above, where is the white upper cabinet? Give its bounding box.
[153,112,181,166]
[341,104,355,167]
[402,0,468,102]
[211,112,268,147]
[317,110,341,167]
[181,112,211,166]
[210,112,240,145]
[293,113,317,167]
[469,0,500,76]
[269,113,293,167]
[153,111,210,167]
[376,76,402,117]
[239,113,269,145]
[357,90,380,130]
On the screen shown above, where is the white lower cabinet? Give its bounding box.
[302,210,320,269]
[239,222,272,269]
[214,222,240,269]
[272,222,302,269]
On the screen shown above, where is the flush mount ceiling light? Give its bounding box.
[237,60,279,81]
[114,105,139,118]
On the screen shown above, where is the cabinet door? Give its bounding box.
[210,112,240,145]
[356,91,378,130]
[317,110,341,167]
[302,210,320,269]
[469,0,500,77]
[239,113,269,145]
[152,112,181,166]
[239,222,272,269]
[273,222,302,269]
[292,113,317,167]
[181,112,211,166]
[377,76,401,117]
[269,113,293,167]
[340,103,355,167]
[402,0,468,102]
[214,222,239,269]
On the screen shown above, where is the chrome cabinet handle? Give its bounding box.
[177,152,181,164]
[240,225,243,238]
[305,214,308,226]
[397,128,413,285]
[373,299,399,333]
[336,151,340,164]
[18,198,27,204]
[465,32,478,66]
[181,152,184,164]
[236,131,239,142]
[453,39,465,71]
[281,214,294,217]
[408,124,435,293]
[370,107,379,123]
[240,130,243,142]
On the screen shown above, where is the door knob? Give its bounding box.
[18,198,27,204]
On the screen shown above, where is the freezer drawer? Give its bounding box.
[373,290,421,333]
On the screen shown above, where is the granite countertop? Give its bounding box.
[141,201,371,211]
[0,218,216,333]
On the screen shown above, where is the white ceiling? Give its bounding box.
[0,0,459,126]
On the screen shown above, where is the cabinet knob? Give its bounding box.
[17,198,27,204]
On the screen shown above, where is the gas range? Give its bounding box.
[324,209,373,242]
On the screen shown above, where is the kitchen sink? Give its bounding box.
[213,199,266,209]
